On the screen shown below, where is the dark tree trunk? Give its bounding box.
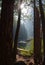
[13,8,21,62]
[0,0,14,65]
[13,0,22,62]
[39,0,45,65]
[34,7,41,65]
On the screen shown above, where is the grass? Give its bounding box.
[12,39,44,56]
[19,39,43,56]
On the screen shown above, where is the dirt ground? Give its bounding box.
[16,54,34,65]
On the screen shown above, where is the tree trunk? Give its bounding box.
[0,0,14,65]
[39,0,45,65]
[34,7,41,65]
[13,0,22,62]
[13,8,21,62]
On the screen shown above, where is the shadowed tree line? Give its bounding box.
[34,0,45,65]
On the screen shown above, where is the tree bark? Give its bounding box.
[13,8,21,62]
[34,6,41,65]
[39,0,45,65]
[13,0,22,62]
[0,0,14,65]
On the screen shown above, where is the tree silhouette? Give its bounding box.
[13,0,23,62]
[0,0,14,65]
[39,0,45,65]
[34,5,41,65]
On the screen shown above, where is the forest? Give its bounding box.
[0,0,45,65]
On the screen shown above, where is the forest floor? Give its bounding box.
[16,54,34,65]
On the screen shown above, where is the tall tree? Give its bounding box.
[13,0,22,62]
[0,0,14,65]
[39,0,45,65]
[34,6,41,65]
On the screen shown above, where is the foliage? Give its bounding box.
[18,39,44,56]
[18,39,34,56]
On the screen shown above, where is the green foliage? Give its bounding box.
[12,39,43,56]
[19,39,44,56]
[19,39,34,56]
[20,49,30,56]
